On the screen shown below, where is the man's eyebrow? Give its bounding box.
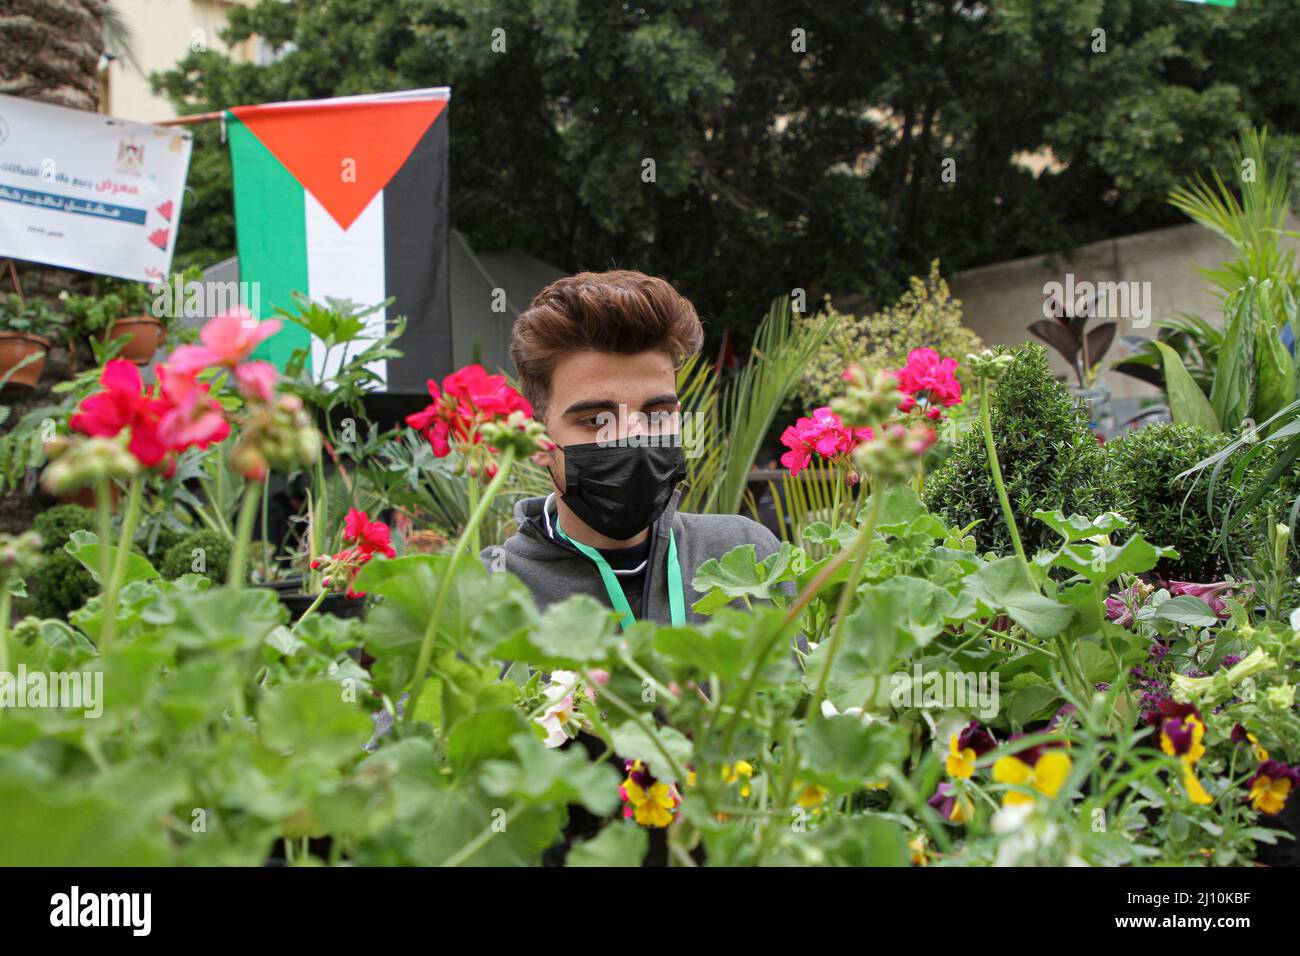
[561,394,680,416]
[562,398,619,416]
[641,393,679,409]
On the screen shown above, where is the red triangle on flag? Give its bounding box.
[230,97,447,230]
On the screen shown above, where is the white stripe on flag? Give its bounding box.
[304,190,388,386]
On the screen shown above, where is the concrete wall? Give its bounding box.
[949,219,1300,401]
[103,0,259,123]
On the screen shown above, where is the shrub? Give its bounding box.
[29,550,98,619]
[1105,422,1250,581]
[32,504,96,553]
[161,530,232,583]
[923,344,1111,556]
[791,260,984,413]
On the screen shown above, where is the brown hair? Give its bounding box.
[510,270,704,416]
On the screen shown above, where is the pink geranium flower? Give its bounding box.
[895,348,963,412]
[234,361,278,403]
[779,406,871,475]
[167,307,282,375]
[156,364,231,452]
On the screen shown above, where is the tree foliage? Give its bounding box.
[155,0,1300,337]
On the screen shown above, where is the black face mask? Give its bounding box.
[553,440,686,541]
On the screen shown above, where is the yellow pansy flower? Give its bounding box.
[992,749,1071,805]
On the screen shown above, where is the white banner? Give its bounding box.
[0,94,193,283]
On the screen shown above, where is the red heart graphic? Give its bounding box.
[148,228,170,250]
[156,200,174,221]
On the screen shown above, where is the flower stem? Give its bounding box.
[978,375,1026,565]
[405,446,516,719]
[101,476,143,650]
[0,587,11,676]
[465,475,481,556]
[227,478,262,588]
[291,588,330,630]
[95,475,113,598]
[807,486,885,719]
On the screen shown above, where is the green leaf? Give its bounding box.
[1151,595,1220,627]
[961,557,1074,638]
[140,585,284,654]
[1050,533,1172,586]
[797,717,906,793]
[1154,341,1220,433]
[652,607,790,681]
[492,594,621,668]
[257,679,374,766]
[690,541,796,613]
[566,822,649,867]
[65,529,159,585]
[480,733,621,815]
[1032,510,1131,543]
[447,708,530,773]
[806,814,911,867]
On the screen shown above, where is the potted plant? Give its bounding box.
[0,293,62,388]
[63,269,199,365]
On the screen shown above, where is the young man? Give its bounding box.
[482,269,784,626]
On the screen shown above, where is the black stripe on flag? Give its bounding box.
[383,107,452,392]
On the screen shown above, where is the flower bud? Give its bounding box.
[41,435,141,496]
[852,422,936,485]
[967,348,1014,381]
[479,411,552,459]
[832,368,905,430]
[0,530,43,584]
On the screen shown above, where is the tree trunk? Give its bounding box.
[0,0,106,110]
[0,0,107,534]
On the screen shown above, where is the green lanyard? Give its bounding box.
[555,518,685,629]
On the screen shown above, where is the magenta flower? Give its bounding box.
[156,365,231,452]
[167,307,282,375]
[1168,580,1250,619]
[779,406,872,475]
[895,348,962,409]
[234,360,278,403]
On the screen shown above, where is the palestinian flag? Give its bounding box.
[225,88,452,391]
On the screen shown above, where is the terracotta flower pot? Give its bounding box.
[100,315,166,365]
[56,482,122,509]
[0,331,50,389]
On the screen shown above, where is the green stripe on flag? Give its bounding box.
[1177,0,1236,7]
[226,113,310,370]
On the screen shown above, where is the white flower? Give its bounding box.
[535,670,594,749]
[821,700,878,722]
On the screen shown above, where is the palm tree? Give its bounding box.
[0,0,107,110]
[0,1,107,532]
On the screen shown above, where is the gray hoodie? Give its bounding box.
[479,486,787,623]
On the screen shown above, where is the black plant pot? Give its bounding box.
[261,584,366,623]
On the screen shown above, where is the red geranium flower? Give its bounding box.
[311,509,396,598]
[405,364,533,458]
[895,348,963,410]
[70,360,170,467]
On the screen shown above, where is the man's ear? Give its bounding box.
[534,444,562,493]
